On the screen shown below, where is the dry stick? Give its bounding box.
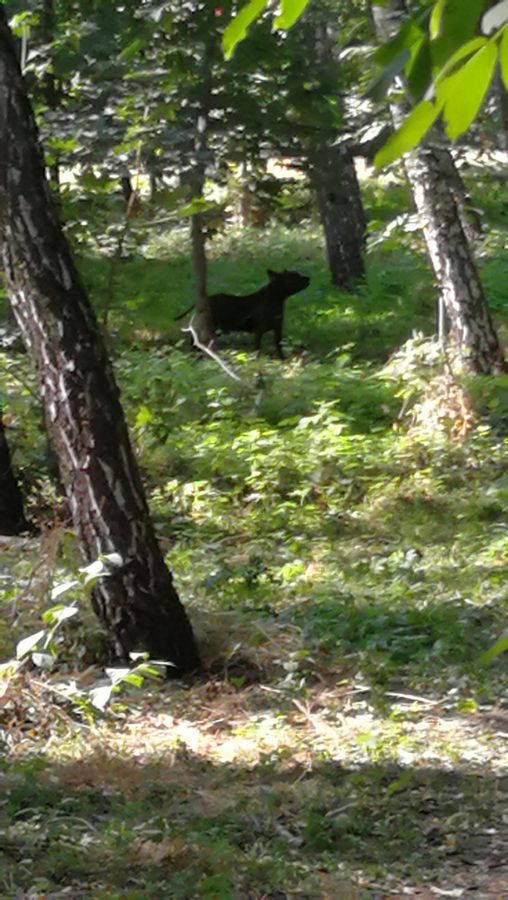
[182,320,243,383]
[348,684,439,706]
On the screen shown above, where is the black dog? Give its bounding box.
[176,269,310,358]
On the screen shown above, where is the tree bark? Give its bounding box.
[191,209,215,344]
[41,0,60,194]
[494,68,508,152]
[0,411,29,535]
[432,146,483,244]
[186,16,216,348]
[305,17,366,289]
[0,10,200,672]
[404,148,504,370]
[371,0,505,374]
[308,140,366,288]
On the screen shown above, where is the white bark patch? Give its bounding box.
[58,256,73,291]
[18,196,39,240]
[119,443,144,508]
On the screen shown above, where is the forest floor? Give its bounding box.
[1,164,508,897]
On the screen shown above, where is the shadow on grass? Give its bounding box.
[1,744,506,897]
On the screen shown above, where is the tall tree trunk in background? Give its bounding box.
[186,16,215,348]
[0,412,29,535]
[191,205,213,341]
[41,0,60,193]
[306,18,366,289]
[494,68,508,151]
[237,159,253,227]
[308,141,366,288]
[190,112,213,343]
[372,0,506,374]
[0,10,200,672]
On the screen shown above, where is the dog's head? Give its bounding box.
[267,269,310,297]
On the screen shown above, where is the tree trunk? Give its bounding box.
[308,141,366,288]
[190,210,215,345]
[305,17,366,289]
[0,10,200,672]
[41,0,60,194]
[432,146,483,244]
[371,0,505,374]
[0,411,29,535]
[494,67,508,152]
[187,22,215,348]
[404,148,504,371]
[237,159,253,227]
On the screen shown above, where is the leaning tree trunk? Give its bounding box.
[0,10,200,672]
[432,146,483,245]
[41,0,60,194]
[372,0,506,374]
[0,411,29,535]
[308,140,366,288]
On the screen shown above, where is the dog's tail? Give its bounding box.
[174,303,195,321]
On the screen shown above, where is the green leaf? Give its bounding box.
[500,24,508,88]
[374,18,424,67]
[430,0,484,68]
[101,552,123,568]
[16,630,45,659]
[406,36,432,98]
[89,684,114,709]
[119,38,145,61]
[370,16,429,98]
[429,0,446,40]
[386,768,414,796]
[374,99,443,168]
[42,605,78,626]
[222,0,268,60]
[438,40,498,140]
[51,578,79,600]
[274,0,309,30]
[31,652,55,670]
[366,48,410,101]
[121,672,144,687]
[480,631,508,664]
[432,35,488,83]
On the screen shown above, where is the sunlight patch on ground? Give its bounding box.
[19,681,507,780]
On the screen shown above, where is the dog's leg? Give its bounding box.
[274,319,285,360]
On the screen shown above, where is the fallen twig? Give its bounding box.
[183,320,243,383]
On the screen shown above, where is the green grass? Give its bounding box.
[2,751,506,897]
[1,164,508,896]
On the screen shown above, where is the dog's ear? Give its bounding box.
[267,269,279,279]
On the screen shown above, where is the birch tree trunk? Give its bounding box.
[0,10,200,672]
[372,0,505,374]
[432,146,483,245]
